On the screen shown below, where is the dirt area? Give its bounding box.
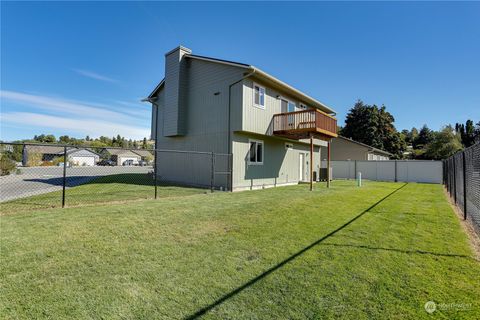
[444,188,480,261]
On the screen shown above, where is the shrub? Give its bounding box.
[26,152,42,166]
[0,155,16,176]
[144,154,154,164]
[52,156,74,167]
[52,156,66,166]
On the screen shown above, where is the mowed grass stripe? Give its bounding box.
[1,181,478,319]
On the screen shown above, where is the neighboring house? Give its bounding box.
[101,148,140,166]
[132,149,154,164]
[66,149,100,166]
[22,145,100,166]
[321,136,391,161]
[146,46,338,191]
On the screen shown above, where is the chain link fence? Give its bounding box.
[0,142,232,214]
[443,143,480,235]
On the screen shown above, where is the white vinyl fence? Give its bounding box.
[322,160,443,184]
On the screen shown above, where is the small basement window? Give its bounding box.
[253,83,265,108]
[248,140,264,165]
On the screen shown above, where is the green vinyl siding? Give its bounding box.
[154,58,245,189]
[241,78,312,136]
[232,133,321,190]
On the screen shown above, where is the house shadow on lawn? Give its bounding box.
[23,173,155,187]
[185,183,411,319]
[185,182,474,318]
[23,173,207,190]
[24,176,99,187]
[2,174,206,214]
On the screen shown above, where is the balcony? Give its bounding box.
[272,109,338,140]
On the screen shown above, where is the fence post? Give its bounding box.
[210,152,215,193]
[354,160,357,181]
[394,160,398,182]
[443,160,446,186]
[62,146,67,208]
[348,160,350,180]
[453,156,457,203]
[444,160,447,191]
[441,160,444,185]
[449,159,453,194]
[447,159,451,193]
[154,150,158,199]
[462,151,467,220]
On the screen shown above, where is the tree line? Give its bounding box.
[23,134,153,149]
[340,100,479,160]
[2,103,478,161]
[0,134,154,173]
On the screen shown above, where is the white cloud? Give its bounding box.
[0,90,142,121]
[1,112,149,139]
[72,68,118,83]
[115,100,151,109]
[1,90,151,140]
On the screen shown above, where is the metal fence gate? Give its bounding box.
[443,143,480,235]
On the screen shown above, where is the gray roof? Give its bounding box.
[25,145,100,156]
[187,54,250,68]
[65,148,100,156]
[132,149,153,157]
[147,49,336,115]
[103,148,141,157]
[147,78,165,99]
[338,136,392,156]
[25,145,66,154]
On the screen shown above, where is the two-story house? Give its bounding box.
[145,46,337,191]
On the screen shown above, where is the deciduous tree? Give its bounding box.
[425,125,462,160]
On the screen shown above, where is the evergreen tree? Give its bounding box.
[413,125,434,149]
[455,120,477,147]
[475,121,480,144]
[341,100,406,158]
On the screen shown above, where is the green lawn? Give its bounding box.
[1,173,207,213]
[1,181,479,319]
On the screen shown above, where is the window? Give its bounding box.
[253,83,265,108]
[248,140,264,164]
[287,101,296,112]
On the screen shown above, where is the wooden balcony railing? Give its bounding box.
[272,109,337,139]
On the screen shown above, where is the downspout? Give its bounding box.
[141,97,159,150]
[227,69,256,191]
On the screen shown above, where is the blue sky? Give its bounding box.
[1,1,479,141]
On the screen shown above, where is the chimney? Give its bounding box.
[163,46,191,136]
